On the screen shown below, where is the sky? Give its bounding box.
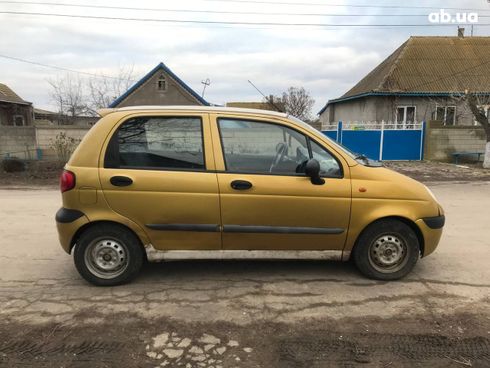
[1,0,489,115]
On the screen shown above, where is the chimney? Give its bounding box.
[458,27,465,38]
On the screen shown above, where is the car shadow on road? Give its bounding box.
[136,259,361,283]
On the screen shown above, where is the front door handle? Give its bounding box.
[110,176,133,187]
[231,180,252,190]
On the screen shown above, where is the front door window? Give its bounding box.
[218,118,341,177]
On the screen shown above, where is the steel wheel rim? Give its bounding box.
[368,234,408,273]
[84,238,129,279]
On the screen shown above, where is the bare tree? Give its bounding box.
[48,66,135,122]
[268,87,315,121]
[87,65,134,114]
[48,74,88,124]
[466,93,490,168]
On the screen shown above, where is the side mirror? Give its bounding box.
[305,159,325,185]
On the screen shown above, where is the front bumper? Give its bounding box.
[55,207,89,254]
[416,215,445,257]
[422,215,445,229]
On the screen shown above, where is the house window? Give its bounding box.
[434,106,456,125]
[474,105,489,126]
[157,74,167,91]
[396,106,416,127]
[13,115,25,126]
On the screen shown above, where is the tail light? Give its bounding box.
[60,170,76,193]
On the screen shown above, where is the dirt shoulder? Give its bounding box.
[0,161,62,188]
[384,161,490,182]
[1,313,488,368]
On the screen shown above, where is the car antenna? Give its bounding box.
[247,80,285,113]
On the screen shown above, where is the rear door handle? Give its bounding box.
[110,176,133,187]
[231,180,252,190]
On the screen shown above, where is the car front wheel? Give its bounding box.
[353,219,420,280]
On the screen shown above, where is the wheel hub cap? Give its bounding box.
[84,239,128,279]
[369,234,407,271]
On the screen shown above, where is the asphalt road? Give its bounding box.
[0,182,489,367]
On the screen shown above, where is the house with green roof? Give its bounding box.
[109,62,209,108]
[319,35,490,127]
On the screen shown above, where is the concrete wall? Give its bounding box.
[116,70,203,107]
[0,126,91,160]
[0,126,37,159]
[34,116,98,127]
[35,126,91,160]
[424,121,486,161]
[320,96,475,126]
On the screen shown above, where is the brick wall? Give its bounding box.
[424,121,486,161]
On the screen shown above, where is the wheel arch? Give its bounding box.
[69,220,147,260]
[350,216,425,259]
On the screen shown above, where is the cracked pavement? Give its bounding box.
[0,182,489,367]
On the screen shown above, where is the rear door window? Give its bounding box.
[105,116,205,170]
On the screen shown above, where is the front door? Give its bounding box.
[212,115,351,251]
[99,113,221,250]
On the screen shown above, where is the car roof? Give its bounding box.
[97,105,289,119]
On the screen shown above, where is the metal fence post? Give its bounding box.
[379,120,385,161]
[420,121,426,160]
[338,121,343,144]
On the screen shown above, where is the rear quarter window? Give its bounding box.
[104,116,205,171]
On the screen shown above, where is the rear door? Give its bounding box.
[99,112,221,250]
[211,114,351,251]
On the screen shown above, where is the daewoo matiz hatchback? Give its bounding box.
[55,106,444,286]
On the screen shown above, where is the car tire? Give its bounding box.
[353,219,420,280]
[74,223,144,286]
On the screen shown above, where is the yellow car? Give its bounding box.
[55,106,444,286]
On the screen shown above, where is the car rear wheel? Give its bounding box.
[74,224,144,286]
[353,219,420,280]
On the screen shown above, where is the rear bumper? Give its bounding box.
[55,208,89,254]
[55,208,85,223]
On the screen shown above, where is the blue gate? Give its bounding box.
[322,121,425,161]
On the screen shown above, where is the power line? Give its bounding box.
[2,1,489,18]
[248,80,284,112]
[0,53,132,80]
[1,11,489,28]
[198,0,488,11]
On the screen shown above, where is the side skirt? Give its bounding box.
[145,244,350,262]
